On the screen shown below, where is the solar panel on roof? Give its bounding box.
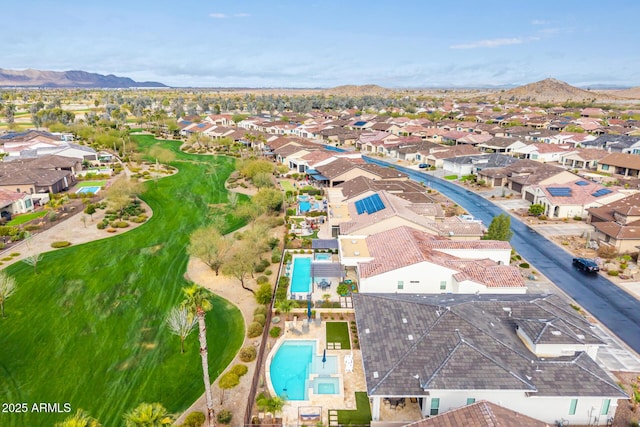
[592,188,613,197]
[355,194,385,215]
[575,181,590,186]
[547,187,572,197]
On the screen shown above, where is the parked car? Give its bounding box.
[418,163,428,168]
[573,257,599,273]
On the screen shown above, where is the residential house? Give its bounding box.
[353,293,626,425]
[0,155,77,196]
[456,133,493,146]
[527,178,626,219]
[504,160,567,196]
[476,137,527,154]
[582,135,640,153]
[339,176,438,205]
[404,400,551,427]
[342,226,524,294]
[588,193,640,255]
[421,145,481,168]
[356,131,401,154]
[513,143,575,163]
[560,148,609,170]
[442,153,520,177]
[314,158,407,187]
[336,191,483,239]
[0,190,35,218]
[597,153,640,178]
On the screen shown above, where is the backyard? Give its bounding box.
[0,135,246,426]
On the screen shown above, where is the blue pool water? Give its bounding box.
[76,186,101,194]
[270,340,338,400]
[291,257,312,293]
[299,201,311,212]
[315,253,332,261]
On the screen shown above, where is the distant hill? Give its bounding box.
[323,84,393,97]
[0,68,167,88]
[605,86,640,99]
[495,78,619,103]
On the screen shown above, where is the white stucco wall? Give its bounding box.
[358,262,457,293]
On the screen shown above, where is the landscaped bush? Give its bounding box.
[255,283,272,305]
[96,221,107,230]
[607,270,620,276]
[597,244,618,259]
[253,313,266,327]
[256,275,269,285]
[269,326,282,338]
[24,224,41,231]
[538,214,547,220]
[239,346,257,362]
[265,269,272,276]
[51,241,72,248]
[519,263,530,269]
[231,364,248,377]
[573,216,582,221]
[112,221,129,228]
[10,252,20,257]
[183,411,206,427]
[247,322,264,338]
[254,305,267,316]
[216,409,233,425]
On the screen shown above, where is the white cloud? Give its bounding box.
[209,13,228,19]
[450,38,524,49]
[531,19,549,25]
[234,13,250,18]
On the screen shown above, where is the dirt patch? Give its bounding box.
[612,371,640,426]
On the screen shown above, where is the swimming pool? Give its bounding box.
[290,257,312,293]
[315,253,332,261]
[299,201,311,212]
[270,340,338,400]
[76,186,101,194]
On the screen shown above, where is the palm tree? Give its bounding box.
[123,402,173,427]
[0,271,17,318]
[166,306,197,353]
[181,284,216,427]
[275,299,294,321]
[55,409,101,427]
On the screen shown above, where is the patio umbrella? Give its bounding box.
[322,348,327,368]
[307,299,312,320]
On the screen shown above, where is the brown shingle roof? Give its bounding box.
[599,152,640,169]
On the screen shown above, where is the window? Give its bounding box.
[569,399,577,415]
[430,398,440,416]
[601,399,610,416]
[601,164,609,171]
[397,281,404,290]
[466,398,475,405]
[439,281,446,290]
[410,280,419,284]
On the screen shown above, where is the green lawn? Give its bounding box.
[6,211,47,226]
[0,135,247,426]
[279,180,296,193]
[326,321,351,350]
[77,180,108,187]
[336,392,372,425]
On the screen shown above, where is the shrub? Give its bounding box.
[253,313,266,327]
[269,326,282,338]
[265,269,273,276]
[183,411,206,427]
[217,409,233,425]
[254,305,267,316]
[247,322,263,338]
[519,263,530,268]
[597,244,618,259]
[24,224,41,231]
[271,253,282,264]
[607,270,620,276]
[620,263,628,271]
[112,221,129,228]
[231,364,248,377]
[51,241,72,248]
[256,275,269,285]
[538,215,547,220]
[336,283,349,296]
[96,221,107,230]
[106,228,117,233]
[10,252,20,257]
[573,216,582,221]
[255,283,272,305]
[48,211,59,222]
[239,346,257,362]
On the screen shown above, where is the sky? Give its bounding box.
[2,0,639,88]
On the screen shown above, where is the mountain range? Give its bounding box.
[0,68,167,88]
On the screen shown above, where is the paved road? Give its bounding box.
[363,157,640,354]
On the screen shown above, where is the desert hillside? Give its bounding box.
[494,78,620,103]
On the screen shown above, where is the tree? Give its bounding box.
[166,306,197,354]
[56,409,101,427]
[252,188,284,213]
[22,253,43,274]
[275,299,294,321]
[123,402,173,427]
[181,284,216,427]
[255,283,273,305]
[188,226,233,275]
[528,204,545,217]
[218,371,240,404]
[84,204,96,219]
[227,192,239,209]
[256,396,285,418]
[484,214,514,241]
[0,271,17,318]
[104,177,143,217]
[221,248,255,294]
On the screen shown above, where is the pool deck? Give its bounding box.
[265,320,367,426]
